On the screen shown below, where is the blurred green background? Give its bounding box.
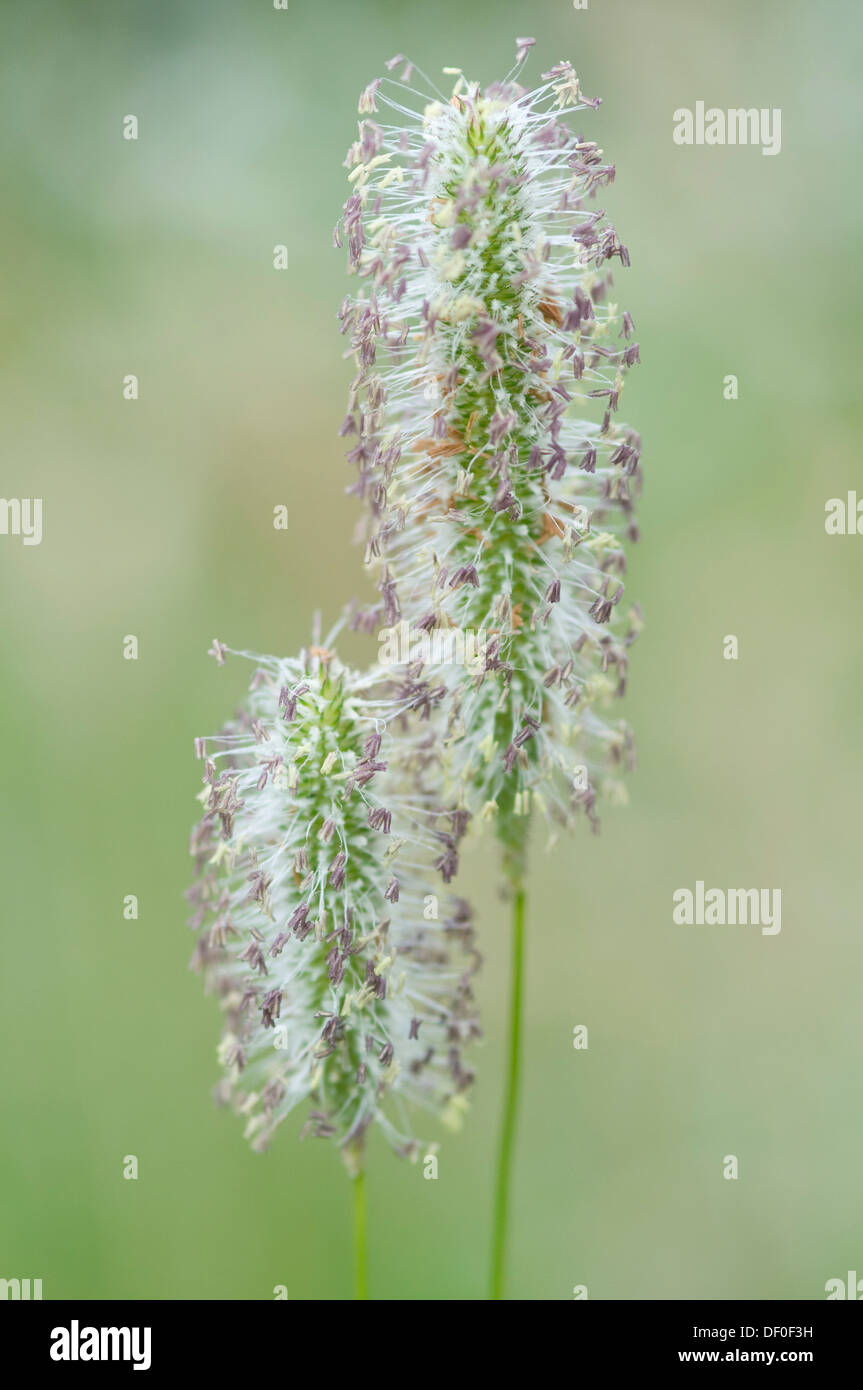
[1,0,861,1300]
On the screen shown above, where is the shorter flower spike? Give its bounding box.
[187,643,480,1165]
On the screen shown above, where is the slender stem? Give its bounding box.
[352,1169,368,1300]
[489,871,526,1300]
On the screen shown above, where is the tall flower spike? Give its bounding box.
[188,643,480,1169]
[338,45,642,840]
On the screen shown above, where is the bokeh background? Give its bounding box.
[1,0,861,1300]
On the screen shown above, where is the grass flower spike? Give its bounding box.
[338,43,642,843]
[187,642,480,1175]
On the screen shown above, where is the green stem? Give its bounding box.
[489,864,526,1300]
[352,1169,367,1300]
